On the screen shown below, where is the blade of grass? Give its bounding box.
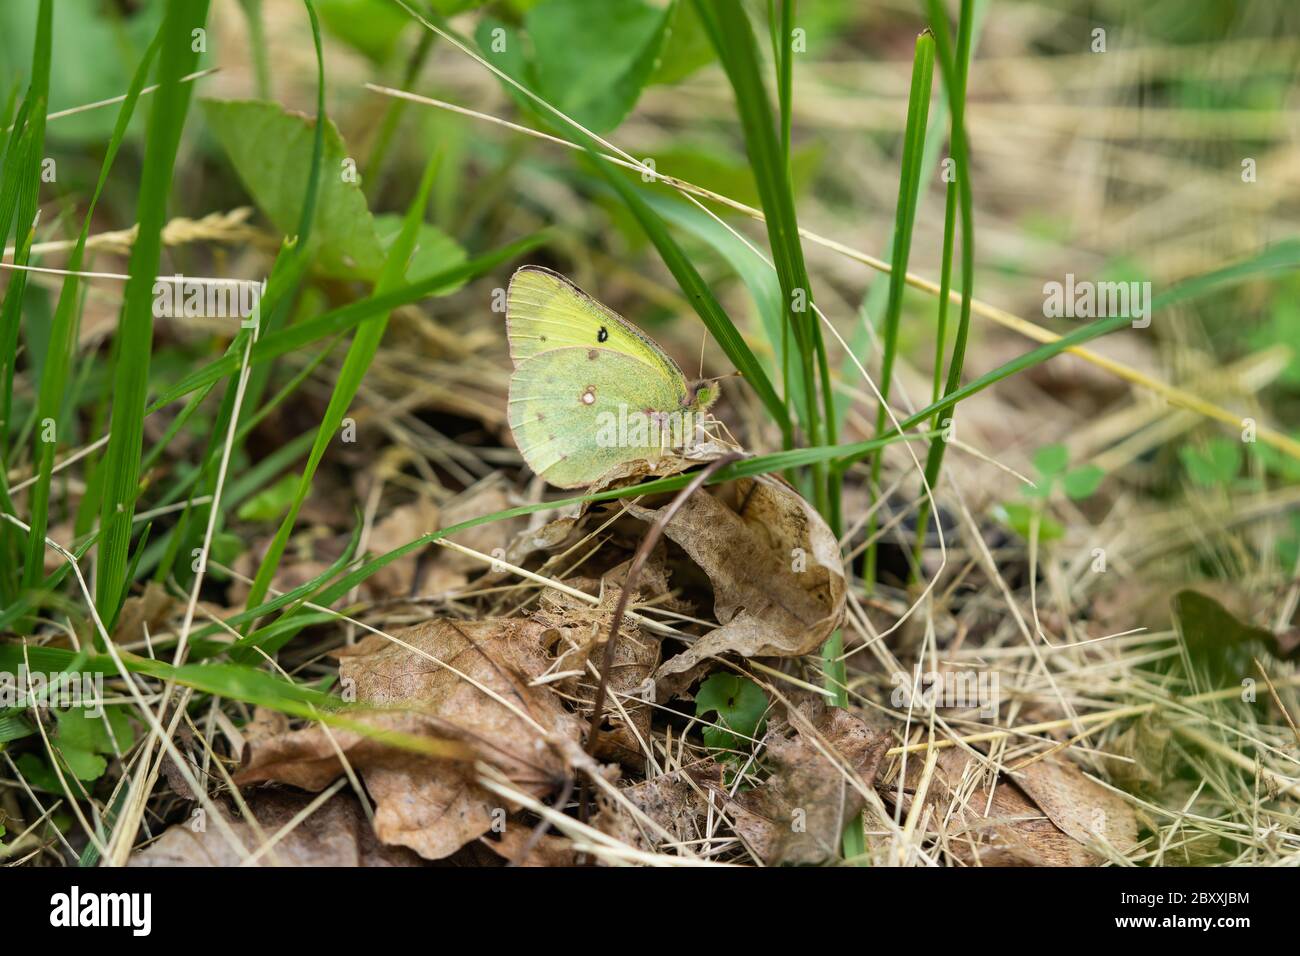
[22,30,163,606]
[859,30,934,588]
[910,0,977,559]
[168,0,328,591]
[96,0,211,624]
[0,5,51,605]
[694,0,832,514]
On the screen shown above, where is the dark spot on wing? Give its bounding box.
[597,326,608,343]
[536,413,544,421]
[540,335,547,342]
[588,349,598,360]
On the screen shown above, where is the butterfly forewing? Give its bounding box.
[508,346,695,489]
[506,266,687,386]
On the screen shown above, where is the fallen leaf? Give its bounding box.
[890,748,1138,866]
[480,819,578,866]
[534,553,669,767]
[1173,589,1298,675]
[626,474,845,698]
[1009,755,1139,856]
[129,791,427,867]
[237,618,582,860]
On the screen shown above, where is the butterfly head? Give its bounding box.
[687,370,740,412]
[687,380,719,411]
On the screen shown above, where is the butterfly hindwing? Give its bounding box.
[506,266,686,383]
[508,346,692,489]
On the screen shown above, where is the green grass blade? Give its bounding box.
[21,31,163,600]
[858,30,934,585]
[694,0,831,510]
[96,0,212,623]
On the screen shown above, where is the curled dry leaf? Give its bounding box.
[889,748,1138,866]
[728,705,889,865]
[236,618,581,860]
[626,473,845,699]
[129,791,427,867]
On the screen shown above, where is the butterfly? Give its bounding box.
[505,265,720,489]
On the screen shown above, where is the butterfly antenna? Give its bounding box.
[697,332,707,378]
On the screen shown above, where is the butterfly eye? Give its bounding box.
[597,326,608,343]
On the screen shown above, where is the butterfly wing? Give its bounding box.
[507,266,687,384]
[508,346,693,489]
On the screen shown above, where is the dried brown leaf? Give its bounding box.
[129,791,428,867]
[625,474,845,698]
[363,495,440,598]
[237,618,581,860]
[893,748,1138,866]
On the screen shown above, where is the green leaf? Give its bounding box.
[373,214,467,292]
[56,707,135,755]
[314,0,409,62]
[1031,443,1070,478]
[1173,589,1278,679]
[474,17,535,115]
[1180,437,1240,488]
[0,713,34,743]
[16,753,62,792]
[649,0,714,84]
[202,98,384,278]
[1252,437,1300,482]
[694,673,768,753]
[1062,464,1104,500]
[0,0,163,144]
[994,502,1063,542]
[59,746,106,782]
[525,0,672,133]
[236,472,299,522]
